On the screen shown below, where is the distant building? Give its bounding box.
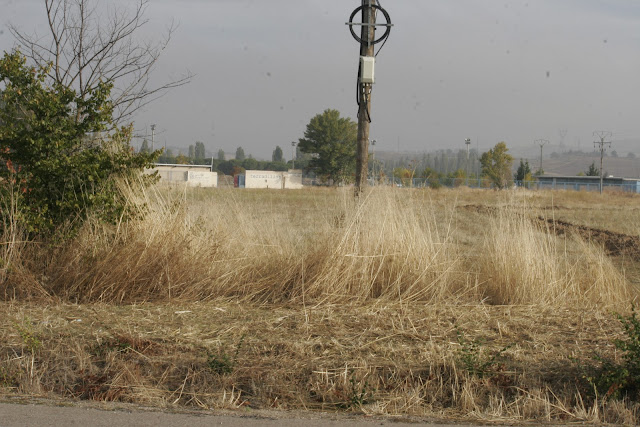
[235,170,303,189]
[535,175,640,193]
[147,164,218,188]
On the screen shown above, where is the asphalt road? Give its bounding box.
[0,400,475,427]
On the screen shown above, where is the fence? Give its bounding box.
[378,177,640,193]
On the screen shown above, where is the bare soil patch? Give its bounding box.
[538,217,640,259]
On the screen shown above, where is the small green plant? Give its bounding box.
[346,374,373,408]
[92,336,133,357]
[207,334,245,375]
[14,319,41,354]
[0,365,17,388]
[456,328,510,379]
[580,305,640,401]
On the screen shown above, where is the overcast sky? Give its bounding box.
[1,0,639,160]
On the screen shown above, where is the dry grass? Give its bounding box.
[1,183,640,423]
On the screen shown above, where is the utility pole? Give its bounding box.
[534,139,549,175]
[558,128,567,152]
[355,3,374,194]
[347,1,392,195]
[593,130,612,194]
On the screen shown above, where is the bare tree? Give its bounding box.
[9,0,192,125]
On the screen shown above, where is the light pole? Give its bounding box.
[465,138,471,185]
[291,141,297,170]
[534,139,549,175]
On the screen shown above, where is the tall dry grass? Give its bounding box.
[475,196,632,307]
[0,183,636,308]
[35,184,463,303]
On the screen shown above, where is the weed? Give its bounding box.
[14,318,41,354]
[347,374,374,408]
[456,328,510,379]
[0,365,17,388]
[207,334,245,375]
[579,305,640,401]
[92,336,133,357]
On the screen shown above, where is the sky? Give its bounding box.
[1,0,639,160]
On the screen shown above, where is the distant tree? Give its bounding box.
[611,150,618,158]
[217,149,226,161]
[188,145,195,159]
[298,109,357,184]
[586,162,600,176]
[231,165,245,176]
[194,141,206,160]
[235,146,246,161]
[241,157,258,170]
[550,152,560,159]
[514,159,532,182]
[272,145,283,162]
[175,153,189,164]
[140,138,150,153]
[480,142,513,189]
[627,152,637,159]
[449,169,466,187]
[393,167,413,187]
[422,167,441,188]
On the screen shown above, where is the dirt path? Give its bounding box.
[0,400,472,427]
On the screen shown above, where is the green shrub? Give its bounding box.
[0,50,158,238]
[581,306,640,401]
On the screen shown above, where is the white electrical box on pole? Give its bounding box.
[360,56,375,84]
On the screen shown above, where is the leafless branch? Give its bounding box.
[9,0,193,126]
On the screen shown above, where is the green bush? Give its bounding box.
[0,50,158,238]
[581,306,640,401]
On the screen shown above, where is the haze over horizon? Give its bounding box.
[1,0,639,160]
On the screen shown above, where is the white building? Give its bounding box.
[241,170,303,189]
[147,164,218,188]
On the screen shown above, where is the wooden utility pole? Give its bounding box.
[355,2,375,195]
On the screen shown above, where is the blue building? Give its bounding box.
[535,175,640,193]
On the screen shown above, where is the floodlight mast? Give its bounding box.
[593,130,612,194]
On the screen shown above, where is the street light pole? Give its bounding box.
[534,139,549,175]
[465,138,471,185]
